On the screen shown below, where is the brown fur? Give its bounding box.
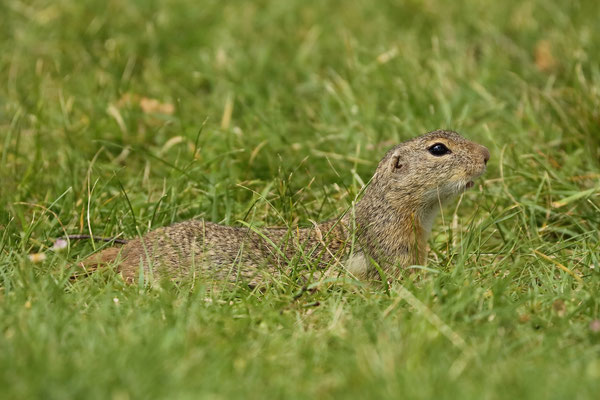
[78,130,490,285]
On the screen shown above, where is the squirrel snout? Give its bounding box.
[480,146,490,165]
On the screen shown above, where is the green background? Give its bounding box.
[1,0,599,398]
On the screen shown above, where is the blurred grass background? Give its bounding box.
[1,0,599,398]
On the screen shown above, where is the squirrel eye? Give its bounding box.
[428,143,451,156]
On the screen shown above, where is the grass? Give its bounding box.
[1,0,600,398]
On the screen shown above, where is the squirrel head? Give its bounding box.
[370,130,490,210]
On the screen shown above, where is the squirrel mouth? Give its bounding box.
[465,181,475,189]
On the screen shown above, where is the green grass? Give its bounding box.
[1,0,600,398]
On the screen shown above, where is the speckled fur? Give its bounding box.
[80,130,489,285]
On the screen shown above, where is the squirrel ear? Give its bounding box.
[390,154,404,172]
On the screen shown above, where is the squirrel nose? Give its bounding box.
[481,146,490,165]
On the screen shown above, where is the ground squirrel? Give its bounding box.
[79,130,489,285]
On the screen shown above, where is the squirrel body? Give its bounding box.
[79,130,490,285]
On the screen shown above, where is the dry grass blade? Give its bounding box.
[533,249,584,283]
